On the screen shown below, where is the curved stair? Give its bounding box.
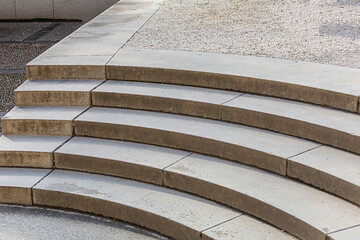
[1,0,360,239]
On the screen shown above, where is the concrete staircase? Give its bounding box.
[1,0,360,239]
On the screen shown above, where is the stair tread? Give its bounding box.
[76,107,318,159]
[15,80,103,92]
[0,168,50,188]
[165,154,360,238]
[0,135,69,152]
[327,225,360,240]
[56,137,189,170]
[3,106,87,120]
[94,80,241,104]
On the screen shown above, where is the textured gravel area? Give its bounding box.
[0,204,167,240]
[125,0,360,68]
[0,73,26,112]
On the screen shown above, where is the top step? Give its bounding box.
[27,48,360,113]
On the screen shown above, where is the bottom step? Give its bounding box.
[0,168,296,240]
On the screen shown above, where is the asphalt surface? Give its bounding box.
[0,21,83,112]
[0,204,167,240]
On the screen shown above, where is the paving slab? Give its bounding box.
[288,146,360,206]
[74,108,319,175]
[15,79,104,106]
[202,215,296,240]
[223,93,360,154]
[0,204,167,240]
[327,226,360,240]
[55,137,190,184]
[33,170,241,239]
[0,168,50,205]
[27,55,109,79]
[0,135,69,168]
[2,106,87,135]
[164,154,360,240]
[107,48,360,112]
[93,80,241,119]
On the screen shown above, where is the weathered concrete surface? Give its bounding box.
[2,106,87,135]
[164,154,360,240]
[107,48,360,113]
[0,204,167,240]
[0,135,69,168]
[15,80,104,106]
[74,107,318,175]
[33,170,241,239]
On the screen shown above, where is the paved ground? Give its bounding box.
[125,0,360,69]
[0,21,83,112]
[0,204,167,240]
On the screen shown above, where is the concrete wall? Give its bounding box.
[0,0,119,21]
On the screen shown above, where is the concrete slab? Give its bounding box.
[0,204,167,240]
[15,80,104,106]
[107,48,360,112]
[74,108,319,175]
[164,154,360,240]
[0,135,69,168]
[27,55,109,79]
[202,215,296,240]
[288,146,360,206]
[223,93,360,154]
[33,170,241,239]
[55,137,190,184]
[0,168,50,205]
[2,106,87,135]
[328,226,360,240]
[93,80,240,119]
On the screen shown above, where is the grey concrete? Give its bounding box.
[15,80,104,106]
[0,204,167,240]
[0,168,50,205]
[164,154,360,240]
[288,146,360,206]
[328,226,360,240]
[2,106,87,135]
[0,135,69,167]
[93,80,241,119]
[202,215,297,240]
[107,48,360,112]
[33,170,241,239]
[55,137,190,184]
[75,107,319,175]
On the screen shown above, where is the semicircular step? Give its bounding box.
[0,168,297,240]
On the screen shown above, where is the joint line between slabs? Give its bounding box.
[220,93,244,106]
[31,169,55,205]
[286,144,323,160]
[72,107,91,136]
[326,224,360,236]
[200,214,242,235]
[162,153,193,171]
[89,79,107,106]
[52,136,74,167]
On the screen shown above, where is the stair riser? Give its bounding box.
[0,187,32,205]
[54,153,164,185]
[0,152,53,168]
[73,121,287,175]
[33,190,203,240]
[15,91,91,107]
[92,92,222,119]
[1,120,73,136]
[106,66,358,113]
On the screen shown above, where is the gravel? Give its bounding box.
[125,0,360,69]
[0,73,26,112]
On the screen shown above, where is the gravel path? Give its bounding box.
[125,0,360,69]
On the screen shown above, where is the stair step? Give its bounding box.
[93,80,360,155]
[55,137,190,184]
[327,226,360,240]
[74,107,319,175]
[31,169,295,240]
[164,154,360,240]
[0,135,69,168]
[93,80,241,119]
[0,168,50,205]
[15,79,104,106]
[1,106,87,135]
[107,48,360,113]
